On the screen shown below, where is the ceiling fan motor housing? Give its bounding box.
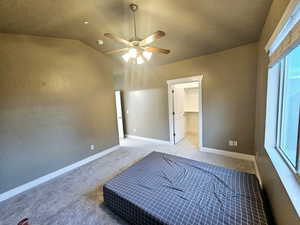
[129,4,138,12]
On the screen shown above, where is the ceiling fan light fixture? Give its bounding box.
[103,4,170,65]
[128,48,137,58]
[137,56,144,64]
[122,52,131,62]
[143,51,152,60]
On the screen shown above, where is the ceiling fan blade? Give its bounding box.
[140,31,166,46]
[104,48,129,55]
[104,33,132,46]
[143,47,170,54]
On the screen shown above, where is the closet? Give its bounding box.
[172,82,199,146]
[184,88,199,137]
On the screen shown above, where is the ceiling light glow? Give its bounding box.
[143,51,152,60]
[122,52,131,62]
[137,56,144,64]
[128,48,137,58]
[122,48,147,64]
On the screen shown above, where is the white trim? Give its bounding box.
[201,147,255,161]
[174,82,199,88]
[264,146,300,217]
[126,135,170,144]
[166,75,203,147]
[201,147,264,186]
[253,157,263,187]
[166,76,203,85]
[0,145,120,202]
[265,0,300,53]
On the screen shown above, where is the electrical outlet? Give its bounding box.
[133,128,136,133]
[90,144,95,150]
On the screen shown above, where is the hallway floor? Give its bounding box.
[177,134,199,148]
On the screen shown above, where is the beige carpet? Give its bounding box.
[0,138,256,225]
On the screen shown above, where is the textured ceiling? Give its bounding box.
[0,0,272,65]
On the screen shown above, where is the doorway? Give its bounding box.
[167,76,203,148]
[115,90,124,139]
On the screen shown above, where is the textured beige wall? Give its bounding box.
[255,0,300,224]
[117,42,258,155]
[0,34,119,193]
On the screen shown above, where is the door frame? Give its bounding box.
[167,75,203,148]
[115,90,124,139]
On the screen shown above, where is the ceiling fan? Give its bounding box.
[103,3,170,64]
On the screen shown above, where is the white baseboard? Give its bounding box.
[0,145,120,202]
[126,135,170,145]
[253,156,263,187]
[201,147,255,161]
[201,147,263,185]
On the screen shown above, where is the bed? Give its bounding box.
[103,152,269,225]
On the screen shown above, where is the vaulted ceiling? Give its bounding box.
[0,0,272,65]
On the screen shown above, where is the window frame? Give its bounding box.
[264,0,300,216]
[274,54,300,174]
[297,109,300,172]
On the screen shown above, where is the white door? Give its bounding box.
[115,91,124,138]
[173,86,185,144]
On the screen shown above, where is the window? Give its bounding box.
[264,0,300,215]
[276,44,300,170]
[266,0,300,173]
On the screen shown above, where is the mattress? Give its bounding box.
[103,152,269,225]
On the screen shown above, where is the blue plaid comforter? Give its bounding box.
[103,152,269,225]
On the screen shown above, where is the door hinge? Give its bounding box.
[173,133,176,136]
[172,112,175,115]
[172,90,174,94]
